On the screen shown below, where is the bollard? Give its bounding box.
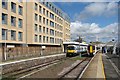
[79,53,81,57]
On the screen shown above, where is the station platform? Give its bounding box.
[102,53,120,79]
[81,52,120,79]
[81,52,105,79]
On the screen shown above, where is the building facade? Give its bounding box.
[0,0,70,47]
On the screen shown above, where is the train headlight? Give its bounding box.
[74,50,77,53]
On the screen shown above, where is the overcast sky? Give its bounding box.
[55,2,118,43]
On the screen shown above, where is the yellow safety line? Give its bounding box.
[101,53,106,80]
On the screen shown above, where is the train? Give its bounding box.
[87,45,95,57]
[66,43,95,57]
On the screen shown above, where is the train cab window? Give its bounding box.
[76,46,80,50]
[67,46,75,50]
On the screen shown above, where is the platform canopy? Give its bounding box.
[63,42,88,46]
[63,42,80,45]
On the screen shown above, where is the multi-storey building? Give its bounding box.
[0,0,27,47]
[0,0,70,47]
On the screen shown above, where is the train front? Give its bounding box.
[87,45,95,57]
[66,45,78,57]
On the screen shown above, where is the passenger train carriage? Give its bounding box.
[66,43,88,57]
[64,41,96,57]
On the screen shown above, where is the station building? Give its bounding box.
[0,0,71,48]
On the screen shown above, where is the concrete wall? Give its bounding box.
[2,46,62,61]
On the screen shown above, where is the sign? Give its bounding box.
[7,45,15,48]
[42,46,46,49]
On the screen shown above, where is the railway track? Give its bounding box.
[58,57,92,79]
[3,56,79,79]
[3,59,64,79]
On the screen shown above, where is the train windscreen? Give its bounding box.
[67,46,75,50]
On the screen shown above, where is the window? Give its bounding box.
[55,16,56,21]
[60,39,63,44]
[56,17,58,22]
[39,25,42,32]
[55,23,56,28]
[50,13,54,19]
[2,0,7,9]
[39,6,42,13]
[11,2,16,13]
[50,37,54,43]
[43,17,45,24]
[43,27,45,33]
[55,31,56,36]
[11,16,16,26]
[50,21,54,27]
[34,34,38,42]
[11,30,16,40]
[2,29,7,40]
[18,5,23,15]
[18,19,22,28]
[34,24,38,32]
[18,0,22,2]
[46,2,49,7]
[55,8,56,13]
[52,6,54,11]
[35,3,38,11]
[49,4,51,9]
[57,10,58,14]
[2,13,7,24]
[39,15,42,22]
[18,32,22,41]
[46,36,49,43]
[50,29,54,36]
[55,38,57,43]
[35,13,38,21]
[43,36,45,43]
[39,35,42,42]
[46,19,48,25]
[43,8,45,15]
[46,28,48,34]
[46,10,49,17]
[42,2,45,4]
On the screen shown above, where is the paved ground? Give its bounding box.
[102,53,120,80]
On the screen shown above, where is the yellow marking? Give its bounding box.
[101,53,106,80]
[67,50,75,53]
[90,46,93,53]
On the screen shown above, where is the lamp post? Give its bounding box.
[4,30,7,60]
[41,43,43,55]
[4,30,10,60]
